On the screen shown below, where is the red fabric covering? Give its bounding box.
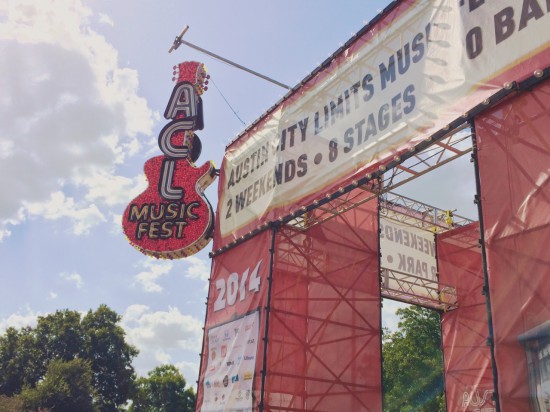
[475,78,550,411]
[438,223,495,411]
[196,230,272,411]
[265,199,382,411]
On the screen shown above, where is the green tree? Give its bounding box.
[0,394,24,411]
[0,305,138,411]
[20,358,95,412]
[81,305,139,411]
[129,365,195,412]
[35,309,84,366]
[0,326,41,395]
[382,305,445,412]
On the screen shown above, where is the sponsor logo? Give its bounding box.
[223,375,229,387]
[243,371,253,380]
[236,355,242,365]
[205,380,211,389]
[246,389,251,400]
[243,355,254,361]
[245,324,253,331]
[247,338,255,344]
[211,349,216,360]
[226,360,234,367]
[221,345,227,357]
[223,330,231,341]
[231,374,239,383]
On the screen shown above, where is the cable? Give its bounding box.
[210,76,246,126]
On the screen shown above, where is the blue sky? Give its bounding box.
[0,0,477,385]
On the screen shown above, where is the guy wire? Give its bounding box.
[210,76,246,126]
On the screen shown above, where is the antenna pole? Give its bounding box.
[168,26,291,90]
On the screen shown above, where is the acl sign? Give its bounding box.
[122,62,217,259]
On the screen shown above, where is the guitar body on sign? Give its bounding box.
[123,155,216,258]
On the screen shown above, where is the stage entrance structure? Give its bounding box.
[195,1,550,411]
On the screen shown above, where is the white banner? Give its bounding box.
[201,311,260,412]
[218,0,550,241]
[380,217,437,280]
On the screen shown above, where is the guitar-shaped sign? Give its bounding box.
[122,62,217,259]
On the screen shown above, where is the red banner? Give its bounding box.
[438,223,495,412]
[265,199,382,411]
[197,230,272,412]
[476,78,550,411]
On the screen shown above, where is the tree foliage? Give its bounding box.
[129,364,195,412]
[0,305,138,411]
[81,305,139,411]
[382,305,445,412]
[0,326,41,396]
[0,394,24,411]
[20,358,95,412]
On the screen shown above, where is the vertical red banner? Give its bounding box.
[438,223,495,411]
[265,199,382,411]
[475,78,550,411]
[197,230,272,412]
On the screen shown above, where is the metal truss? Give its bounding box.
[378,195,472,311]
[381,125,473,194]
[281,193,469,311]
[270,226,382,411]
[275,229,327,276]
[381,192,473,234]
[380,268,458,311]
[287,125,474,232]
[282,126,475,311]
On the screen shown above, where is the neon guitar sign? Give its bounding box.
[122,61,216,259]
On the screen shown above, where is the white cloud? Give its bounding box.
[49,292,58,300]
[134,256,212,294]
[24,191,106,235]
[153,350,172,365]
[184,256,211,283]
[98,13,114,27]
[111,213,123,234]
[79,170,147,207]
[0,309,41,333]
[0,228,11,242]
[174,360,200,388]
[59,271,84,288]
[122,305,203,377]
[382,299,409,332]
[0,0,155,237]
[122,304,203,350]
[123,304,149,323]
[134,260,174,293]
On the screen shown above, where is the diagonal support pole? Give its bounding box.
[169,25,291,90]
